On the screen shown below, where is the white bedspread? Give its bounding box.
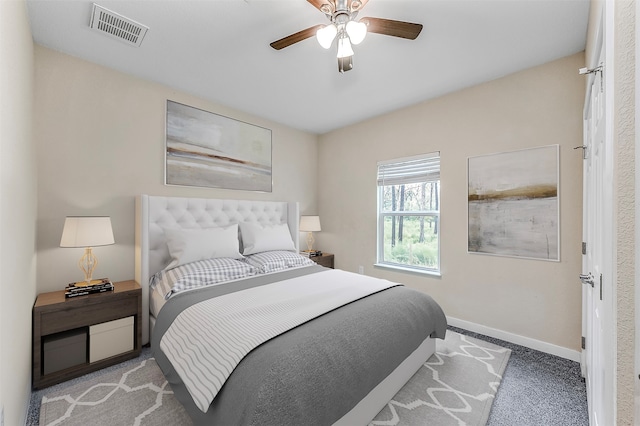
[159,269,398,412]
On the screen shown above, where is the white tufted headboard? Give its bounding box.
[135,194,300,345]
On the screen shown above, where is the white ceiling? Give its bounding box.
[27,0,590,135]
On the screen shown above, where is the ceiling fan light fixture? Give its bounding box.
[336,35,354,58]
[270,0,423,73]
[346,20,367,44]
[316,24,338,49]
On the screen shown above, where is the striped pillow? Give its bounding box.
[151,257,257,299]
[244,251,315,273]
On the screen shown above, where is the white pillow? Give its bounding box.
[239,222,296,255]
[164,224,243,269]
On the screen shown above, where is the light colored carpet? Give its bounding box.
[39,331,509,426]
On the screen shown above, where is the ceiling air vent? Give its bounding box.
[89,4,148,47]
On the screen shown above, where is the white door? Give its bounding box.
[581,38,613,426]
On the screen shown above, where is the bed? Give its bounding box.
[135,194,447,425]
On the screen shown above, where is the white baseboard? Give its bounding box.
[447,316,581,362]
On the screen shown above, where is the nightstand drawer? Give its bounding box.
[39,295,138,336]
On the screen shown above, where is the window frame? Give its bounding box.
[375,153,441,275]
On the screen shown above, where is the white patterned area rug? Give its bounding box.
[370,331,511,426]
[39,331,510,426]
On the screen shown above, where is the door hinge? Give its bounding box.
[581,336,586,350]
[582,242,587,255]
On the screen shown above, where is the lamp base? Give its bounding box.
[306,232,316,252]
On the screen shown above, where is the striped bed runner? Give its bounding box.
[159,269,398,412]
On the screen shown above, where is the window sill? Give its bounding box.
[374,263,441,278]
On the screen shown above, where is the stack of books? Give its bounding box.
[65,277,114,298]
[301,250,322,257]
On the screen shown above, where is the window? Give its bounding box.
[376,152,440,274]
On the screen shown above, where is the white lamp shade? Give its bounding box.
[299,216,321,232]
[60,216,115,248]
[316,24,338,49]
[346,20,367,45]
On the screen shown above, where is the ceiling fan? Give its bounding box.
[270,0,423,73]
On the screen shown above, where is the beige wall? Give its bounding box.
[0,0,37,424]
[34,46,319,294]
[317,53,586,352]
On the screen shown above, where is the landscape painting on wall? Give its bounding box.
[468,145,559,261]
[165,100,272,192]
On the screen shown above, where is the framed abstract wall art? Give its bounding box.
[165,100,272,192]
[467,145,559,261]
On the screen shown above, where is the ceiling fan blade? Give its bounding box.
[361,17,423,40]
[270,25,324,50]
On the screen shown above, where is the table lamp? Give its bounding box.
[60,216,115,286]
[299,215,321,252]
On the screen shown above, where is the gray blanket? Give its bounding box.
[152,266,447,425]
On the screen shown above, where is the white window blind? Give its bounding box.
[377,152,440,186]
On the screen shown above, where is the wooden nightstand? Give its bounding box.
[32,280,142,389]
[310,252,334,269]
